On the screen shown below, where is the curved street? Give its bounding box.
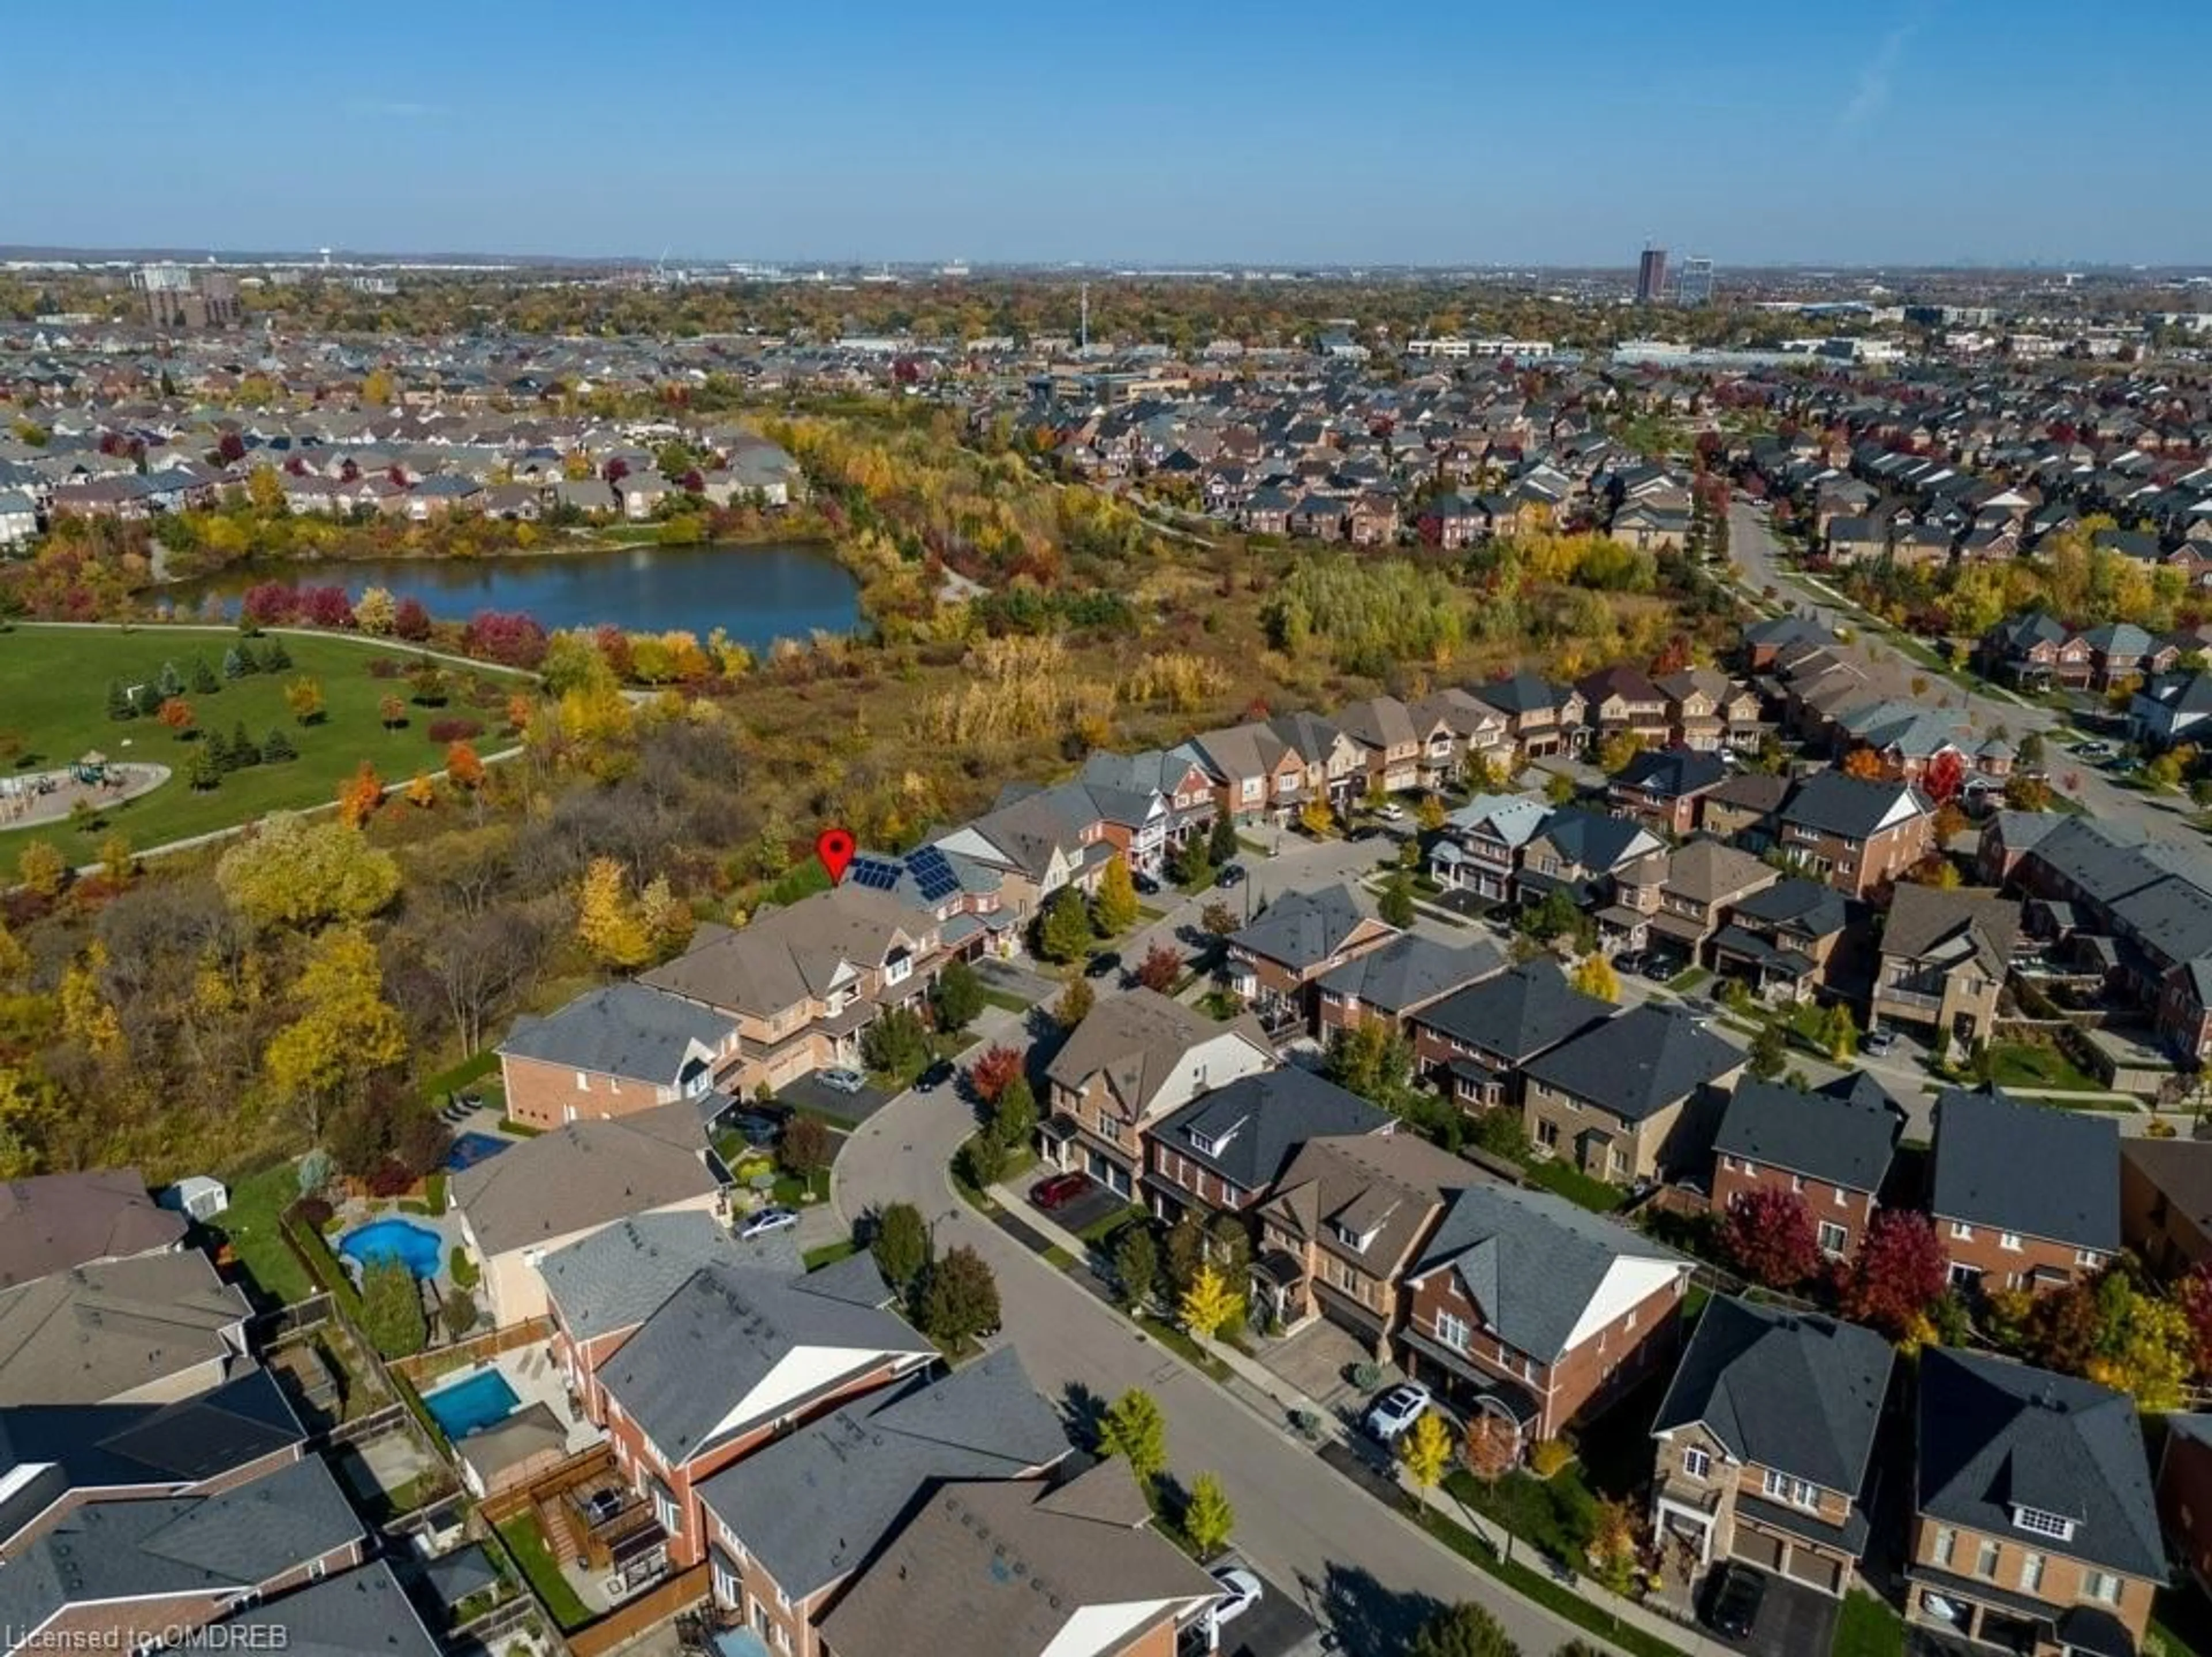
[834,1054,1612,1657]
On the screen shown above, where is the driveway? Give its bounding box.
[1711,1569,1841,1657]
[1023,1180,1126,1242]
[1259,1320,1380,1424]
[834,1083,1607,1657]
[974,956,1062,1007]
[1215,1563,1329,1657]
[779,1073,890,1126]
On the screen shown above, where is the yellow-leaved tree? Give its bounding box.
[263,927,406,1137]
[1178,1263,1244,1341]
[577,858,652,969]
[1398,1410,1453,1507]
[216,813,401,930]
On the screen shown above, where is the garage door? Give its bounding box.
[1786,1548,1843,1594]
[1734,1528,1785,1571]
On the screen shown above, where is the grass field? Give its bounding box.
[0,624,527,861]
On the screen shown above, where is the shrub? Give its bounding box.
[1528,1438,1573,1478]
[293,1194,335,1232]
[426,717,485,744]
[363,1159,416,1198]
[448,1246,480,1290]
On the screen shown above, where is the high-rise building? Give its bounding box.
[1678,256,1715,305]
[1635,244,1669,305]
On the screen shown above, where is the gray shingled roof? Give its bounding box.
[499,982,736,1082]
[1148,1070,1392,1195]
[1916,1348,2165,1581]
[697,1348,1070,1601]
[1712,1079,1900,1193]
[1930,1087,2118,1251]
[0,1168,186,1291]
[1412,959,1611,1063]
[450,1102,715,1256]
[1229,883,1380,970]
[539,1212,759,1341]
[1316,933,1505,1016]
[1654,1296,1893,1500]
[220,1559,441,1657]
[1522,1004,1743,1122]
[1408,1182,1684,1361]
[1778,771,1930,839]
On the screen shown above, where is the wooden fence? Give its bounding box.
[390,1314,555,1385]
[478,1444,616,1526]
[566,1565,712,1657]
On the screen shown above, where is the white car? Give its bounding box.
[1209,1565,1263,1629]
[1376,803,1406,821]
[819,1067,866,1095]
[1362,1381,1432,1442]
[739,1205,800,1240]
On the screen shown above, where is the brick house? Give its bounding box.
[1709,1075,1902,1263]
[1144,1069,1393,1229]
[1475,671,1588,760]
[1650,1298,1893,1602]
[1869,886,2021,1051]
[1700,771,1790,849]
[2158,1416,2212,1599]
[1429,793,1553,902]
[1907,1350,2165,1657]
[1606,748,1731,838]
[1710,877,1851,1004]
[1224,883,1398,1024]
[1409,959,1612,1115]
[1314,934,1508,1045]
[1930,1086,2118,1295]
[1522,1004,1746,1186]
[1774,772,1937,898]
[1332,695,1423,796]
[497,983,740,1133]
[1575,664,1672,748]
[1616,837,1779,966]
[1039,989,1274,1200]
[1399,1182,1690,1455]
[2119,1138,2212,1278]
[1657,667,1763,752]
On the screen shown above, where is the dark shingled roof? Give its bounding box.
[1612,747,1729,797]
[1412,960,1612,1064]
[1229,883,1381,970]
[1712,1078,1900,1193]
[1316,933,1506,1016]
[1148,1070,1392,1196]
[1916,1348,2165,1582]
[1778,771,1930,840]
[1522,1005,1743,1122]
[1930,1086,2119,1252]
[1654,1296,1892,1504]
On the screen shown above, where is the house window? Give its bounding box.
[1435,1311,1471,1352]
[1790,1174,1805,1194]
[1762,1470,1819,1511]
[1933,1527,1956,1568]
[653,1485,681,1535]
[2086,1571,2122,1606]
[1975,1539,2000,1579]
[1681,1446,1711,1480]
[1817,1221,1849,1258]
[713,1561,738,1606]
[2018,1553,2045,1594]
[1949,1221,1974,1241]
[575,1069,589,1091]
[2000,1231,2022,1252]
[1536,1119,1559,1150]
[2077,1249,2104,1269]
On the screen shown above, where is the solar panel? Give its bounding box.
[908,846,961,902]
[849,856,902,892]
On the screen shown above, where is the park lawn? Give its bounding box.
[0,624,527,860]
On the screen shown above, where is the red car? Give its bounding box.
[1030,1171,1092,1210]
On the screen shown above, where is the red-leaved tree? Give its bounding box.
[1922,749,1966,807]
[1134,943,1182,993]
[1835,1209,1948,1338]
[2180,1262,2212,1379]
[1720,1187,1821,1289]
[967,1045,1022,1107]
[392,597,433,642]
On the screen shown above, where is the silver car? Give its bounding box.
[819,1066,866,1095]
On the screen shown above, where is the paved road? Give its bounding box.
[835,1043,1611,1657]
[1726,501,2207,857]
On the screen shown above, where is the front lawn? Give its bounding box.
[1983,1039,2107,1094]
[0,623,529,860]
[802,1238,861,1269]
[1835,1590,1907,1657]
[1523,1159,1627,1213]
[212,1161,313,1307]
[1665,966,1710,993]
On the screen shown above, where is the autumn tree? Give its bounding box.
[1399,1409,1454,1505]
[1179,1263,1244,1340]
[1841,747,1887,780]
[1093,857,1139,935]
[1836,1209,1949,1343]
[575,856,651,967]
[377,694,406,731]
[354,586,397,634]
[1721,1187,1822,1289]
[1462,1413,1518,1482]
[284,675,325,725]
[335,761,383,828]
[1133,942,1181,993]
[1181,1471,1235,1558]
[1588,1497,1644,1594]
[1298,796,1334,836]
[1201,901,1238,937]
[1099,1388,1166,1484]
[16,840,66,898]
[157,695,196,737]
[1055,974,1094,1030]
[1922,749,1966,805]
[1569,955,1620,1002]
[263,926,406,1136]
[216,812,402,930]
[780,1115,833,1186]
[968,1043,1024,1105]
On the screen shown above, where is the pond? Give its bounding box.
[176,540,862,649]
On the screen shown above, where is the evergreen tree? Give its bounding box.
[230,720,258,767]
[105,679,135,721]
[155,660,183,699]
[260,727,298,764]
[1208,814,1240,864]
[189,656,219,695]
[203,727,232,771]
[185,745,222,791]
[222,645,247,680]
[263,637,293,671]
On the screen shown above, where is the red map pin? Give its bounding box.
[815,827,857,886]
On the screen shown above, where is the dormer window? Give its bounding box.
[1187,1117,1245,1158]
[2012,1505,2076,1543]
[1333,1221,1380,1254]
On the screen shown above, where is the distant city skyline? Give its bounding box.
[14,0,2212,268]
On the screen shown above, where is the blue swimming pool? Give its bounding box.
[445,1132,511,1173]
[421,1368,521,1440]
[338,1217,445,1279]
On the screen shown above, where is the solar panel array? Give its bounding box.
[848,855,904,893]
[908,845,961,902]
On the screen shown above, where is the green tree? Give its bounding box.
[263,636,293,671]
[917,1244,1000,1348]
[1164,1212,1209,1298]
[260,726,298,763]
[1099,1388,1166,1484]
[1748,1020,1788,1080]
[1171,838,1214,891]
[1113,1224,1158,1311]
[1380,872,1416,928]
[358,1256,426,1360]
[870,1201,931,1293]
[228,719,257,769]
[190,656,220,695]
[1181,1471,1236,1558]
[1208,815,1240,865]
[1543,773,1577,807]
[960,1131,1007,1189]
[1037,888,1093,963]
[930,959,984,1035]
[991,1075,1038,1151]
[185,744,222,792]
[1817,1001,1858,1061]
[1323,1020,1417,1114]
[779,1116,833,1188]
[105,678,135,721]
[1409,1602,1520,1657]
[1093,857,1140,935]
[861,1007,931,1085]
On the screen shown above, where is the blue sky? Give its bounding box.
[14,0,2206,266]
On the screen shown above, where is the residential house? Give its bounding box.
[1709,1075,1902,1262]
[2158,1416,2212,1600]
[1143,1069,1393,1231]
[0,1455,367,1654]
[1908,1349,2165,1657]
[1870,886,2022,1051]
[1978,612,2091,690]
[1607,748,1730,838]
[1824,516,1887,564]
[1658,667,1763,753]
[1575,665,1672,748]
[1515,808,1665,911]
[1400,1182,1690,1454]
[1700,771,1790,849]
[0,1169,186,1292]
[449,1102,721,1325]
[1774,772,1937,898]
[1410,960,1613,1114]
[2080,622,2177,691]
[590,1259,935,1571]
[213,1560,442,1657]
[1617,837,1779,966]
[2119,1138,2212,1279]
[815,1461,1222,1657]
[1040,989,1274,1200]
[1315,934,1508,1044]
[1078,747,1219,871]
[2131,669,2212,751]
[642,884,944,1095]
[698,1349,1072,1657]
[1521,1004,1746,1185]
[1475,671,1588,759]
[1224,883,1397,1023]
[496,983,740,1133]
[1430,793,1552,901]
[0,1251,248,1408]
[1710,877,1850,1002]
[1930,1086,2118,1295]
[0,491,37,545]
[1650,1297,1893,1601]
[1332,695,1423,797]
[1408,687,1512,785]
[1253,1132,1483,1353]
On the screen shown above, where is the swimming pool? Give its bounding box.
[421,1368,521,1440]
[445,1132,511,1174]
[338,1217,445,1279]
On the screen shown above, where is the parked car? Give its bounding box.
[739,1205,800,1240]
[1704,1563,1767,1641]
[727,1111,782,1149]
[1217,864,1245,888]
[1614,949,1649,975]
[1362,1382,1432,1443]
[1861,1026,1899,1056]
[913,1059,955,1093]
[1641,955,1679,983]
[1085,951,1123,980]
[1132,871,1161,896]
[1209,1566,1263,1629]
[1376,803,1405,822]
[819,1066,867,1095]
[1030,1171,1092,1210]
